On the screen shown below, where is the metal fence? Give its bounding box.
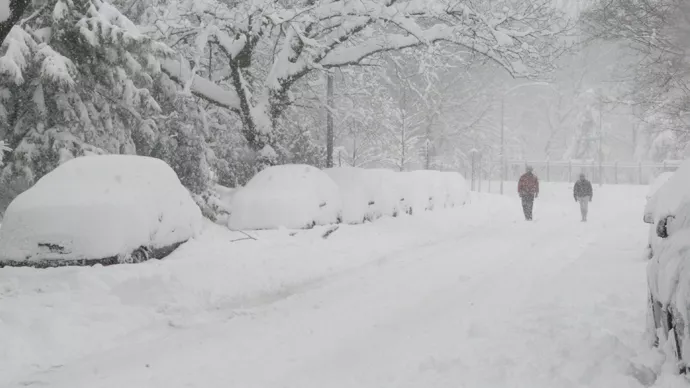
[464,160,683,191]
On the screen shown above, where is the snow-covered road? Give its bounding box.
[1,183,684,387]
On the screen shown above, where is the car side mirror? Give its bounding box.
[657,215,674,238]
[644,213,654,224]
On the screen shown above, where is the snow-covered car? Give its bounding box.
[403,170,444,213]
[644,172,674,258]
[228,164,343,230]
[646,160,690,368]
[325,167,382,224]
[0,155,203,268]
[367,168,406,217]
[398,170,468,213]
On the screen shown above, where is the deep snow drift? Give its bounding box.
[0,183,684,388]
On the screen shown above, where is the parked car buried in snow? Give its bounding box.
[0,155,203,268]
[643,172,674,259]
[646,160,690,370]
[228,164,343,230]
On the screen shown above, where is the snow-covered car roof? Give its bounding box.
[0,155,202,263]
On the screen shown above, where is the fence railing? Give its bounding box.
[465,160,683,191]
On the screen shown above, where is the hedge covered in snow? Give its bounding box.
[228,165,469,230]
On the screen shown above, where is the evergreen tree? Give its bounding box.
[0,0,170,186]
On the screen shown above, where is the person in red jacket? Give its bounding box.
[517,166,539,221]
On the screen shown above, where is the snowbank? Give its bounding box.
[228,164,343,230]
[324,167,379,224]
[0,155,203,264]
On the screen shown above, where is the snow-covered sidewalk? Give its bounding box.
[0,183,683,387]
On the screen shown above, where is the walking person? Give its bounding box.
[573,173,593,222]
[518,166,540,221]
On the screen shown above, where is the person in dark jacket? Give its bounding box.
[573,173,593,222]
[518,166,539,221]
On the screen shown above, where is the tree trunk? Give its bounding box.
[325,73,334,168]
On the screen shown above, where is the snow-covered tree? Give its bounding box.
[0,0,172,187]
[0,0,31,43]
[584,0,690,136]
[330,67,392,168]
[150,0,571,163]
[0,140,9,165]
[562,89,602,161]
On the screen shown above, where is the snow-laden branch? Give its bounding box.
[161,57,241,111]
[154,0,570,151]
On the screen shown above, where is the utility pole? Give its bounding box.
[326,73,334,168]
[598,95,603,187]
[500,98,505,195]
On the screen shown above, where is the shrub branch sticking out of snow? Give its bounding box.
[0,155,203,264]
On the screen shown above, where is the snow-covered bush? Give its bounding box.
[149,96,213,195]
[0,155,202,266]
[192,184,236,225]
[228,164,342,230]
[325,167,381,224]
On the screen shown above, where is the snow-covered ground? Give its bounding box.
[0,183,685,387]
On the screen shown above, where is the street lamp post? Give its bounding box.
[470,148,479,191]
[500,82,556,195]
